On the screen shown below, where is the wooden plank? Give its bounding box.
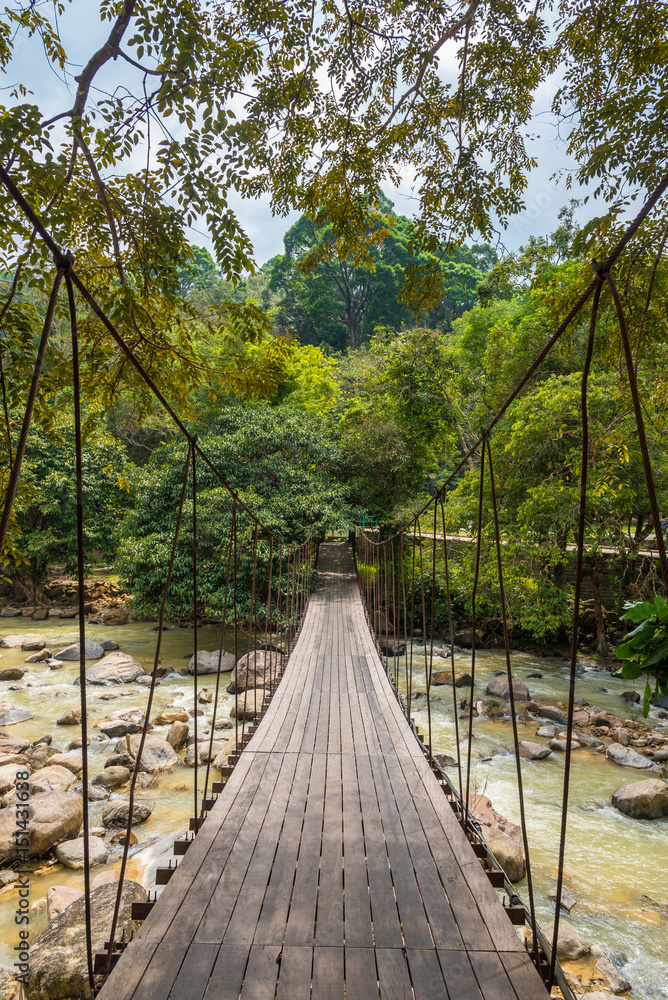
[202,945,250,1000]
[341,754,373,948]
[499,951,550,1000]
[407,948,450,1000]
[167,942,218,999]
[313,946,345,1000]
[468,951,521,1000]
[437,951,484,1000]
[315,751,344,946]
[275,946,312,1000]
[344,948,379,1000]
[376,949,414,1000]
[239,944,281,1000]
[283,754,326,946]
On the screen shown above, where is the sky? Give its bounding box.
[4,1,607,268]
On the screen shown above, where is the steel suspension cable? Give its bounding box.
[439,493,465,823]
[192,446,199,821]
[464,444,486,813]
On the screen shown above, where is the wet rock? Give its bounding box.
[99,639,120,650]
[549,739,581,752]
[532,919,588,961]
[213,739,236,770]
[590,943,631,994]
[55,835,107,870]
[0,606,23,616]
[379,640,406,657]
[590,710,624,729]
[83,651,146,685]
[198,687,213,704]
[485,675,530,701]
[92,766,131,790]
[470,794,525,882]
[188,648,236,676]
[0,730,30,754]
[606,743,662,773]
[433,670,472,687]
[46,885,84,922]
[47,754,82,774]
[166,721,189,749]
[622,690,641,704]
[572,710,590,725]
[22,637,47,651]
[56,708,81,726]
[226,650,281,693]
[28,881,146,1000]
[115,733,178,773]
[98,719,142,738]
[536,705,568,726]
[547,891,577,913]
[100,605,129,625]
[54,639,105,661]
[454,630,483,648]
[527,672,542,679]
[0,634,33,648]
[518,741,552,761]
[0,790,83,861]
[87,785,109,801]
[0,704,32,726]
[25,765,77,796]
[104,752,135,770]
[154,708,188,725]
[102,799,152,827]
[0,666,25,680]
[107,829,137,847]
[229,687,267,721]
[536,725,557,738]
[32,608,49,621]
[611,727,630,747]
[611,778,668,819]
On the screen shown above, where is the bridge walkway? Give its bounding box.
[99,542,547,1000]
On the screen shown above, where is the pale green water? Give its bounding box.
[0,621,667,997]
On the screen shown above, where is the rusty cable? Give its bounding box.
[464,442,486,813]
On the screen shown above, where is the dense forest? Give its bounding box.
[1,1,666,659]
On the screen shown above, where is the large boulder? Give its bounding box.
[469,794,525,883]
[56,708,81,726]
[98,719,142,738]
[612,778,668,819]
[92,766,131,790]
[518,741,552,761]
[213,739,236,770]
[530,919,588,962]
[0,791,83,862]
[100,605,129,625]
[83,651,146,685]
[47,754,82,774]
[22,765,76,797]
[0,730,30,754]
[54,639,104,661]
[0,762,30,796]
[606,743,662,773]
[0,634,38,648]
[184,740,227,767]
[115,733,178,773]
[432,670,472,687]
[187,648,236,675]
[485,675,530,701]
[229,687,267,721]
[166,721,189,749]
[536,705,568,726]
[590,943,631,994]
[0,666,26,680]
[226,650,283,693]
[46,885,84,922]
[102,799,152,828]
[0,703,32,726]
[55,836,107,870]
[28,880,146,1000]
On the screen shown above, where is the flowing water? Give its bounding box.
[0,619,667,997]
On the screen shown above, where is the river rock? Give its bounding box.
[213,739,235,769]
[606,743,662,773]
[611,778,668,819]
[470,794,525,882]
[55,639,105,661]
[99,639,120,651]
[454,630,483,647]
[590,710,624,729]
[184,740,227,767]
[226,650,282,693]
[56,708,81,726]
[229,687,267,721]
[46,885,84,921]
[0,790,83,861]
[108,708,145,725]
[154,708,188,725]
[47,753,82,774]
[187,648,236,676]
[101,605,129,625]
[0,666,25,680]
[549,739,581,752]
[84,651,146,685]
[115,733,178,773]
[0,762,30,795]
[0,634,32,648]
[622,690,641,703]
[0,704,32,726]
[22,637,47,651]
[0,730,29,754]
[536,705,568,726]
[28,880,146,1000]
[102,799,152,827]
[166,721,189,749]
[518,741,552,761]
[536,725,557,738]
[533,919,588,961]
[485,675,530,701]
[98,719,142,738]
[55,835,107,870]
[27,765,77,796]
[433,670,472,687]
[92,766,131,790]
[590,943,631,993]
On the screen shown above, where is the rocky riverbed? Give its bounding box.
[0,618,666,999]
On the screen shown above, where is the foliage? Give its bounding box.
[616,597,668,716]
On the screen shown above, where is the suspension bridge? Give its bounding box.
[96,542,548,1000]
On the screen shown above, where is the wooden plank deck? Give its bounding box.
[98,542,547,1000]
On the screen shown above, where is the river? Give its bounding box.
[0,617,667,998]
